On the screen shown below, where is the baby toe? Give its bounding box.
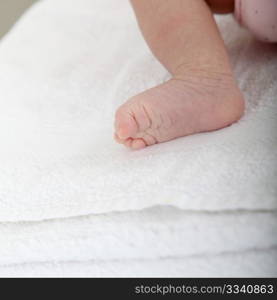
[115,107,138,139]
[131,138,146,150]
[124,137,133,148]
[114,133,124,144]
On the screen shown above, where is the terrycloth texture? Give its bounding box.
[0,207,277,277]
[0,0,276,277]
[1,249,277,277]
[0,0,276,222]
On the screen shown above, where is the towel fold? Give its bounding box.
[0,207,276,265]
[0,0,276,222]
[0,0,276,277]
[0,207,276,277]
[1,249,276,277]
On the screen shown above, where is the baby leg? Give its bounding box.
[114,0,244,149]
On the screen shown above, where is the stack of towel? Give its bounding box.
[0,0,276,277]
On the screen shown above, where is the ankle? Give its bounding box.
[172,67,236,94]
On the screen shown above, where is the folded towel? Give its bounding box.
[2,249,277,277]
[0,207,276,277]
[0,0,276,222]
[0,0,276,277]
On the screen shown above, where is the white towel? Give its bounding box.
[0,207,276,277]
[0,0,276,222]
[1,250,277,277]
[0,0,276,277]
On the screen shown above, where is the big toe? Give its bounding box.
[115,106,138,140]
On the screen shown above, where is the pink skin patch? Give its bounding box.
[235,0,277,42]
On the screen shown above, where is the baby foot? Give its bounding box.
[114,70,244,150]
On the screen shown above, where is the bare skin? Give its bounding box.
[114,0,244,150]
